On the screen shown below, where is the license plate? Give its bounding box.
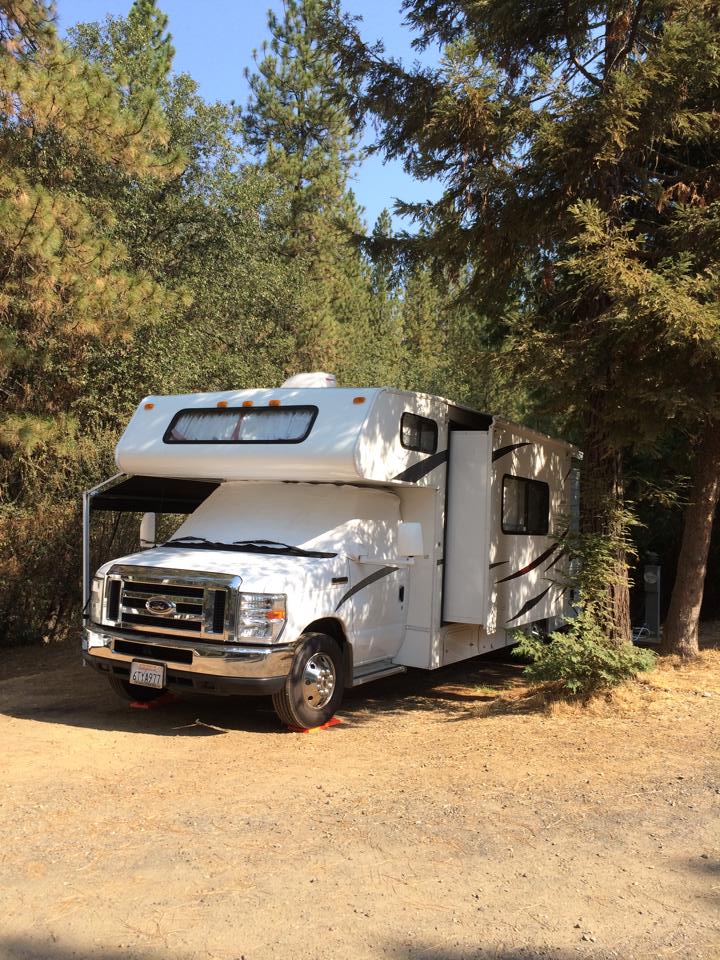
[129,660,166,689]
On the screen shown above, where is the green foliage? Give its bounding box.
[0,0,180,488]
[515,517,654,695]
[329,0,720,641]
[244,0,370,375]
[514,609,656,697]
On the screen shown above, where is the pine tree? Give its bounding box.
[68,3,311,408]
[364,209,404,385]
[330,0,720,644]
[0,0,180,470]
[0,0,184,643]
[244,0,371,375]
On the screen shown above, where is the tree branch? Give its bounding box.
[563,0,603,88]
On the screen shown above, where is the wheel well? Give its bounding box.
[303,618,352,687]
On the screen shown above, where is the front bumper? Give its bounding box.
[83,625,295,696]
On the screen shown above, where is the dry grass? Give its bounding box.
[473,622,720,719]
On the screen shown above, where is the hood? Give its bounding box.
[98,545,340,594]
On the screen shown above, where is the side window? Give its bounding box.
[400,412,438,454]
[502,475,550,535]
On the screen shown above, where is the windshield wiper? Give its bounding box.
[159,536,335,558]
[232,539,336,558]
[161,536,240,550]
[164,536,213,545]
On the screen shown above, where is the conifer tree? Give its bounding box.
[0,0,181,643]
[330,0,720,644]
[69,2,313,403]
[244,0,371,375]
[0,0,179,472]
[366,208,404,385]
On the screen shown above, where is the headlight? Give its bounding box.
[236,593,286,642]
[90,576,104,623]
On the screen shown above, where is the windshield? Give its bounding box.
[167,482,401,557]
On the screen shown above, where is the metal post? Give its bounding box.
[643,560,661,639]
[82,489,91,624]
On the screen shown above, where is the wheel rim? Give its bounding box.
[302,652,336,710]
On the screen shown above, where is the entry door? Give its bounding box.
[346,561,408,665]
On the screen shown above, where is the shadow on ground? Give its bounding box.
[0,938,185,960]
[0,640,528,737]
[0,937,613,960]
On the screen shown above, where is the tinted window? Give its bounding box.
[502,475,549,535]
[164,406,317,444]
[400,413,438,454]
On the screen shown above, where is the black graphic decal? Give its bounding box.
[335,565,398,611]
[393,449,448,483]
[492,442,531,463]
[496,542,561,583]
[544,548,568,572]
[507,585,552,623]
[490,560,508,569]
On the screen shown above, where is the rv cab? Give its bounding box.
[83,374,578,728]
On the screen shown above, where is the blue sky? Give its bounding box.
[57,0,444,230]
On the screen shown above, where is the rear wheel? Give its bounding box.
[108,675,164,703]
[272,632,343,728]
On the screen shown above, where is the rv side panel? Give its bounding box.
[489,422,576,632]
[443,430,492,625]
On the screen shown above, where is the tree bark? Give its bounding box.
[662,419,720,658]
[581,410,632,645]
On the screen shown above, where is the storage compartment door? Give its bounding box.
[443,430,491,625]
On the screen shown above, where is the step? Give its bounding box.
[351,659,406,687]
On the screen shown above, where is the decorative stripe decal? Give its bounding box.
[496,542,561,583]
[507,585,552,623]
[492,441,531,462]
[393,449,448,483]
[490,560,508,569]
[544,548,568,572]
[334,565,398,611]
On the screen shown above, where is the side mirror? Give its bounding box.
[140,512,156,549]
[398,522,424,558]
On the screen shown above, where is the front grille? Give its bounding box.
[212,590,226,633]
[122,612,198,631]
[106,579,121,621]
[111,574,231,641]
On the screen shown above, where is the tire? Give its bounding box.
[272,632,344,728]
[108,674,164,703]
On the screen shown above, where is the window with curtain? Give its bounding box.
[400,412,438,454]
[163,406,318,444]
[502,475,550,535]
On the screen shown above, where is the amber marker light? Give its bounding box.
[242,400,254,407]
[269,399,281,406]
[266,609,285,621]
[353,396,366,404]
[143,402,155,410]
[216,400,228,408]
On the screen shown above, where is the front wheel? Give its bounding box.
[272,632,344,728]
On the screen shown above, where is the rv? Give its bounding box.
[83,373,579,728]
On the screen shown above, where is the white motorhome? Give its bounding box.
[83,374,579,727]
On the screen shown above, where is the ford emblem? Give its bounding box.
[145,596,176,616]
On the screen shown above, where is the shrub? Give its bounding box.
[513,608,657,697]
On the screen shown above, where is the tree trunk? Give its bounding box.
[580,410,632,644]
[662,420,720,658]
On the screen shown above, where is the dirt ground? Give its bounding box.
[1,632,719,960]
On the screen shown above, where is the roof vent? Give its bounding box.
[281,372,337,388]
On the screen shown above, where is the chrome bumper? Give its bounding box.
[83,626,295,681]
